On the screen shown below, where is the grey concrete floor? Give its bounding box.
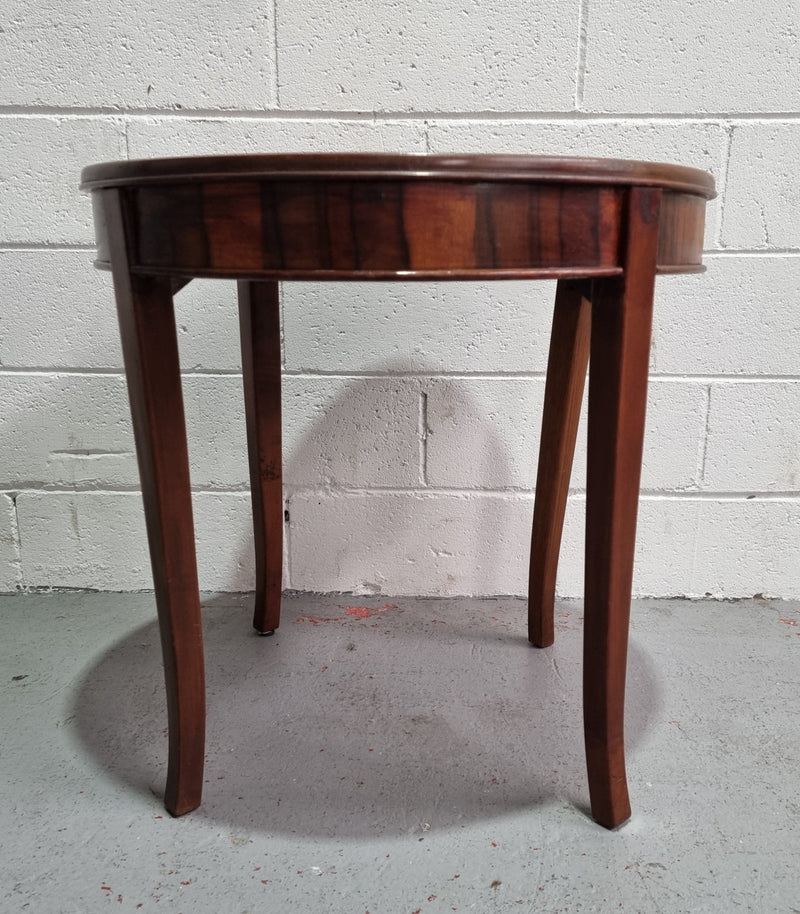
[1,592,798,913]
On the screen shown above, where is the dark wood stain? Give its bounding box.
[128,180,655,276]
[136,184,209,268]
[324,181,358,270]
[202,181,262,270]
[238,280,282,636]
[350,182,409,271]
[403,181,476,270]
[259,182,285,270]
[526,186,542,267]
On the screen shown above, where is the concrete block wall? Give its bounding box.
[1,1,799,597]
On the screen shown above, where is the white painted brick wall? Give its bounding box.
[2,2,276,109]
[651,257,800,376]
[15,491,258,591]
[1,1,799,598]
[425,377,711,492]
[703,383,800,491]
[0,495,19,590]
[722,123,800,249]
[283,282,556,373]
[581,0,800,113]
[0,118,127,243]
[126,118,427,158]
[276,0,578,111]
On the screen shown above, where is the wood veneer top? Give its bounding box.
[81,153,716,199]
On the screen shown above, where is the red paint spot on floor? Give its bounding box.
[779,618,797,626]
[346,606,372,619]
[295,604,399,624]
[345,603,398,619]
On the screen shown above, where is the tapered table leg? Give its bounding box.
[528,279,591,647]
[238,281,283,634]
[583,187,661,828]
[101,191,205,817]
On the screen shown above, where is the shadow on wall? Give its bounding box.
[171,277,554,597]
[276,361,530,597]
[195,373,538,595]
[70,593,661,837]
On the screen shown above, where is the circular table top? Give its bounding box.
[81,153,716,199]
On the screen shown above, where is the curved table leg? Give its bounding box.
[103,190,206,817]
[528,279,591,647]
[583,187,661,828]
[238,280,283,634]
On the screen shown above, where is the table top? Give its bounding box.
[81,153,716,199]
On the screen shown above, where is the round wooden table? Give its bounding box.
[81,154,715,829]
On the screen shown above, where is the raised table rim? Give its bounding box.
[81,153,716,199]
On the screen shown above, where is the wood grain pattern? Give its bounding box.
[83,154,715,278]
[100,188,206,817]
[655,192,708,272]
[82,154,715,829]
[583,186,662,829]
[128,180,628,277]
[528,279,592,649]
[238,280,283,635]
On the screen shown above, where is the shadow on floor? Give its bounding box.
[70,594,661,837]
